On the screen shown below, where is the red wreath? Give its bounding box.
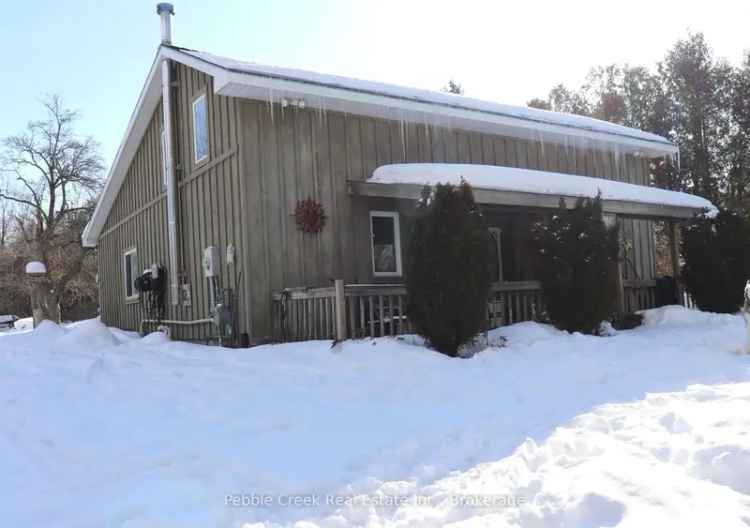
[295,198,326,234]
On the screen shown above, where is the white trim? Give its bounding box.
[192,93,209,165]
[370,211,403,277]
[123,247,139,302]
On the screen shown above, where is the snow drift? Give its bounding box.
[2,306,750,527]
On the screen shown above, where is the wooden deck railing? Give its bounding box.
[344,284,410,339]
[623,279,657,313]
[488,281,544,327]
[271,286,340,342]
[272,278,668,343]
[274,280,546,342]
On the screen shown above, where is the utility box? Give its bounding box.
[202,246,220,278]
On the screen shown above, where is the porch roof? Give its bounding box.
[350,163,716,220]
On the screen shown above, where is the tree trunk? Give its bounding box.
[30,278,61,327]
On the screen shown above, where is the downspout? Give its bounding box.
[158,3,180,306]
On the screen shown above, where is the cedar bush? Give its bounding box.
[681,209,750,313]
[532,195,620,334]
[406,181,493,357]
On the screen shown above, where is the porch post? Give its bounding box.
[669,221,683,305]
[334,279,347,341]
[616,259,626,315]
[608,213,626,315]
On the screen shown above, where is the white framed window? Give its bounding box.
[192,93,209,164]
[123,247,139,302]
[160,128,168,189]
[370,211,402,277]
[488,227,504,284]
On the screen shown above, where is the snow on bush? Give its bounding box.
[2,310,750,526]
[532,194,619,334]
[406,180,492,356]
[681,209,750,313]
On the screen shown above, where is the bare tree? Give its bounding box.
[0,197,12,248]
[0,95,104,325]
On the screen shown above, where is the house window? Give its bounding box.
[370,211,402,276]
[161,128,168,189]
[192,94,208,164]
[123,248,139,302]
[488,227,504,283]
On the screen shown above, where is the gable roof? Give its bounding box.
[82,45,678,247]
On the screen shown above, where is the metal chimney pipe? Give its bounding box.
[156,3,174,45]
[157,2,180,306]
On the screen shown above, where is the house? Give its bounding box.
[82,4,713,344]
[0,315,19,330]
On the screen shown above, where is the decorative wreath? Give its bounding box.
[295,198,326,234]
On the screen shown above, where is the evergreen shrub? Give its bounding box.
[406,181,493,357]
[532,195,620,334]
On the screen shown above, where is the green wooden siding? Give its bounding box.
[97,61,657,342]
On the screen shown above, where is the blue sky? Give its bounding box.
[2,0,749,170]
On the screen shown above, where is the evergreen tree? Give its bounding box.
[547,83,591,116]
[406,181,492,357]
[532,196,620,334]
[681,209,750,313]
[659,32,734,204]
[526,32,738,206]
[527,98,552,111]
[442,79,464,95]
[725,53,750,214]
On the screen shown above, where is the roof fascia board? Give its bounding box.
[349,180,699,220]
[161,46,226,80]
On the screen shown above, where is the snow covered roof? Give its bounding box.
[83,44,679,247]
[365,164,715,218]
[181,47,676,157]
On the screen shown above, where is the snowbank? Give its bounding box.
[640,304,737,327]
[2,310,750,526]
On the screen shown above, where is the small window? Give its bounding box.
[161,128,169,189]
[192,94,209,164]
[123,248,139,302]
[488,227,504,283]
[370,211,402,276]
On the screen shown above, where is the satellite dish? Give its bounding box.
[25,261,47,276]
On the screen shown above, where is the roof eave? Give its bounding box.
[214,70,677,158]
[350,180,704,220]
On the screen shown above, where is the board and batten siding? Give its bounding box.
[239,99,657,338]
[97,60,657,341]
[98,62,250,340]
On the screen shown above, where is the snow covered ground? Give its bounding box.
[2,307,750,527]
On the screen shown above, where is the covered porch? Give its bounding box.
[272,164,713,342]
